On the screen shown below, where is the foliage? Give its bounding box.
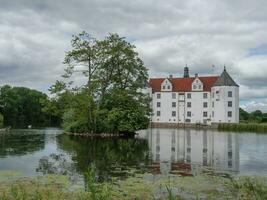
[85,163,111,200]
[218,123,267,133]
[0,113,3,128]
[230,176,267,200]
[240,108,267,123]
[1,173,267,200]
[0,85,61,128]
[51,32,151,134]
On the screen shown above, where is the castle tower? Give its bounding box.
[184,66,189,78]
[211,67,239,123]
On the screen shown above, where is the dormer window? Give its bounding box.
[161,78,172,91]
[192,77,203,91]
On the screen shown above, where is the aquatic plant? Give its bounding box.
[218,123,267,133]
[230,177,267,200]
[85,163,112,200]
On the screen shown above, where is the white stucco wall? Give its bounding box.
[211,86,239,123]
[152,92,178,123]
[151,85,239,124]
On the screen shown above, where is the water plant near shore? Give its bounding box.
[1,173,267,200]
[218,123,267,133]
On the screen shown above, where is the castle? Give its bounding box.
[148,67,239,124]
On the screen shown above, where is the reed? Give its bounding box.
[218,123,267,133]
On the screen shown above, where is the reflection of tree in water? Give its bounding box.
[36,153,83,184]
[56,134,150,180]
[0,130,45,157]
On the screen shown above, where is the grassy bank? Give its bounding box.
[1,171,267,200]
[218,123,267,133]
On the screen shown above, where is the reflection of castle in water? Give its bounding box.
[139,129,239,175]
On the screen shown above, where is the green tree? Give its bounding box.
[239,108,249,121]
[52,32,151,134]
[0,85,59,128]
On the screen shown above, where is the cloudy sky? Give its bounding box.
[0,0,267,112]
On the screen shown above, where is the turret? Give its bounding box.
[211,67,239,123]
[184,66,189,78]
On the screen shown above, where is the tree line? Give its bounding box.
[0,85,61,128]
[239,108,267,123]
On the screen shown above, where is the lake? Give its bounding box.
[0,128,267,183]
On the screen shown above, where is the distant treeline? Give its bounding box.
[0,85,61,128]
[239,108,267,123]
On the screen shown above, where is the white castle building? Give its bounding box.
[148,67,239,124]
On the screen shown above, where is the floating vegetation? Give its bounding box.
[0,172,267,200]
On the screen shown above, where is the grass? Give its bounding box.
[0,171,267,200]
[218,123,267,133]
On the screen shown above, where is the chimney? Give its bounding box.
[184,67,189,78]
[169,74,173,79]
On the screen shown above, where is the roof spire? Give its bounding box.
[224,65,226,71]
[213,66,239,87]
[184,65,189,78]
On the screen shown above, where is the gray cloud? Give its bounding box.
[0,0,267,111]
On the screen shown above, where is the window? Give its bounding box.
[187,102,191,108]
[203,112,208,117]
[203,93,208,99]
[193,85,197,89]
[187,111,191,117]
[185,119,191,123]
[216,91,219,94]
[203,102,208,108]
[198,85,201,89]
[157,111,161,116]
[228,91,232,97]
[187,93,191,99]
[157,93,161,99]
[172,111,176,117]
[228,101,232,107]
[172,93,176,99]
[212,92,215,98]
[212,111,214,117]
[172,102,176,107]
[187,147,191,153]
[228,111,232,117]
[167,85,170,89]
[157,102,161,107]
[212,101,214,108]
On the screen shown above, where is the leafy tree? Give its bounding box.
[0,85,60,128]
[52,32,151,134]
[239,108,249,121]
[239,108,267,123]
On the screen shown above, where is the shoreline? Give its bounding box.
[65,122,267,136]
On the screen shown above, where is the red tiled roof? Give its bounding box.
[149,76,219,92]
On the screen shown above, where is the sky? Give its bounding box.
[0,0,267,112]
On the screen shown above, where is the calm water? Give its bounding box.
[0,128,267,182]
